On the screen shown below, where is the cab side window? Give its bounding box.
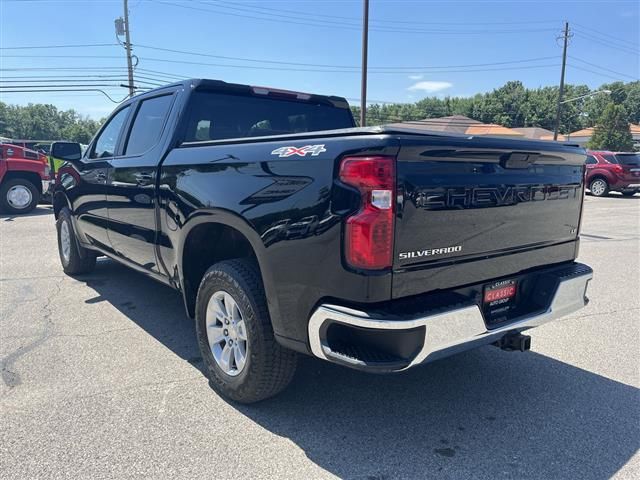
[90,106,130,159]
[124,94,174,156]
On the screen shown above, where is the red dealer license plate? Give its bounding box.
[484,280,517,305]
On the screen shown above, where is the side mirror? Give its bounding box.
[51,141,82,162]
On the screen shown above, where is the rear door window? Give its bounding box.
[585,155,597,164]
[124,94,174,155]
[183,91,354,142]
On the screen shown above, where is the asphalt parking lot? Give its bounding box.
[0,194,638,480]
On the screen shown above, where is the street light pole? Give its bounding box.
[560,90,611,105]
[360,0,369,127]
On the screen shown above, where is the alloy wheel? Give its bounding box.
[206,290,248,376]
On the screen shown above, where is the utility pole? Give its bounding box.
[123,0,135,97]
[360,0,369,127]
[553,22,570,140]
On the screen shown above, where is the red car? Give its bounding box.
[0,143,52,214]
[585,151,640,197]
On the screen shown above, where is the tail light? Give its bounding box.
[339,156,395,270]
[611,164,624,174]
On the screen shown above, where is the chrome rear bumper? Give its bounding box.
[308,264,592,372]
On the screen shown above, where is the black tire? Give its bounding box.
[0,178,40,214]
[621,191,636,197]
[589,178,609,197]
[56,207,97,275]
[195,259,297,404]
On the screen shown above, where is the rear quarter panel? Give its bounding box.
[158,135,398,345]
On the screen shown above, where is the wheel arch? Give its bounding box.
[177,211,279,324]
[1,171,43,195]
[52,190,71,219]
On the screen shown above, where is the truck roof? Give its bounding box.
[136,78,351,109]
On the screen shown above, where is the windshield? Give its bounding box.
[615,154,640,166]
[183,91,354,142]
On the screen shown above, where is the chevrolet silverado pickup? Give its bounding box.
[52,79,592,403]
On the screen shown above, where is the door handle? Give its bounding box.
[134,173,153,186]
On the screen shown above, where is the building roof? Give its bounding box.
[390,115,482,134]
[512,127,556,139]
[465,124,524,137]
[539,134,567,141]
[568,124,640,138]
[567,127,596,138]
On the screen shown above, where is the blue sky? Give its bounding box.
[1,0,639,118]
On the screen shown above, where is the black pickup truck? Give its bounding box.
[52,79,592,403]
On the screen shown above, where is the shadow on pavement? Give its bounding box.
[0,205,54,221]
[587,192,640,200]
[81,258,639,480]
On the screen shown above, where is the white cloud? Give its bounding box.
[408,74,423,80]
[407,81,453,93]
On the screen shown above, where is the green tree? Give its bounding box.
[588,104,634,151]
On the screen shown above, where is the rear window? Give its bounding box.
[602,154,618,164]
[615,153,640,166]
[183,91,354,142]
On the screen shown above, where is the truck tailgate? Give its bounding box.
[392,136,586,298]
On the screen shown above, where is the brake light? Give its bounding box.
[611,164,624,174]
[339,156,395,270]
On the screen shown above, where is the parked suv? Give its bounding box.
[585,151,640,197]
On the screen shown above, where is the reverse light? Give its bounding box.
[339,156,395,270]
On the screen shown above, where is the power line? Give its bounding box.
[0,88,130,103]
[572,22,639,49]
[3,40,559,72]
[134,56,559,74]
[1,55,124,59]
[0,74,128,80]
[567,64,632,82]
[568,56,639,80]
[0,83,127,89]
[572,31,640,55]
[156,1,556,35]
[0,67,126,72]
[0,43,118,50]
[203,0,559,26]
[133,43,558,71]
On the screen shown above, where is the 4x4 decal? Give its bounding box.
[271,145,327,157]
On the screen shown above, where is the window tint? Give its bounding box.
[183,91,354,142]
[125,95,173,155]
[615,154,640,166]
[585,155,597,164]
[90,106,130,159]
